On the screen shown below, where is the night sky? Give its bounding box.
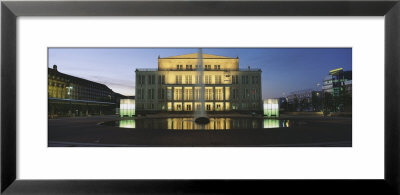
[48,48,352,99]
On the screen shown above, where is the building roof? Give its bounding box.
[161,53,236,59]
[48,67,113,91]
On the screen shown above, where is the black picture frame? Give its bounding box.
[1,0,399,194]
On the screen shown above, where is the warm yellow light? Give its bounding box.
[329,68,343,74]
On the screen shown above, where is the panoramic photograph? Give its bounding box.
[48,48,352,147]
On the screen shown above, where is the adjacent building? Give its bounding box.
[322,68,352,112]
[48,65,116,117]
[322,68,352,96]
[135,53,262,114]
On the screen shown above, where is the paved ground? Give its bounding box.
[48,115,352,147]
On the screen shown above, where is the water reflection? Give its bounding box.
[168,118,231,130]
[107,118,291,130]
[119,120,135,128]
[263,119,290,128]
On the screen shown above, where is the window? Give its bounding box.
[176,75,182,84]
[232,75,238,84]
[174,88,183,100]
[215,75,221,84]
[184,88,193,101]
[215,88,223,100]
[138,75,146,84]
[167,87,172,100]
[205,88,213,100]
[235,89,240,100]
[185,75,192,84]
[205,75,212,84]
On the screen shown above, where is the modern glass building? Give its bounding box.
[135,53,262,114]
[322,68,352,96]
[120,99,135,117]
[264,99,279,117]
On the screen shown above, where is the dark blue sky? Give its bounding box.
[48,48,352,98]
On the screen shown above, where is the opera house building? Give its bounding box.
[135,53,262,114]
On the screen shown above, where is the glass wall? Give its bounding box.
[264,99,279,117]
[120,99,135,117]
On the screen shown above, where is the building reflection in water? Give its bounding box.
[168,118,231,130]
[263,119,290,128]
[118,120,136,128]
[113,118,290,130]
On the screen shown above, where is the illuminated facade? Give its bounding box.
[48,65,116,117]
[322,68,352,96]
[264,99,279,117]
[135,53,262,114]
[120,99,135,117]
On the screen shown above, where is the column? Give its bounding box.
[213,86,215,111]
[172,86,174,111]
[223,86,226,111]
[181,85,184,111]
[192,86,195,111]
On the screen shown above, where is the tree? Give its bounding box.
[342,87,352,112]
[312,92,322,111]
[300,98,307,111]
[322,92,334,112]
[293,95,299,111]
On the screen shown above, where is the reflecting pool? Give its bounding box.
[101,118,294,130]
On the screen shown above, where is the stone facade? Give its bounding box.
[135,53,262,114]
[48,65,117,117]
